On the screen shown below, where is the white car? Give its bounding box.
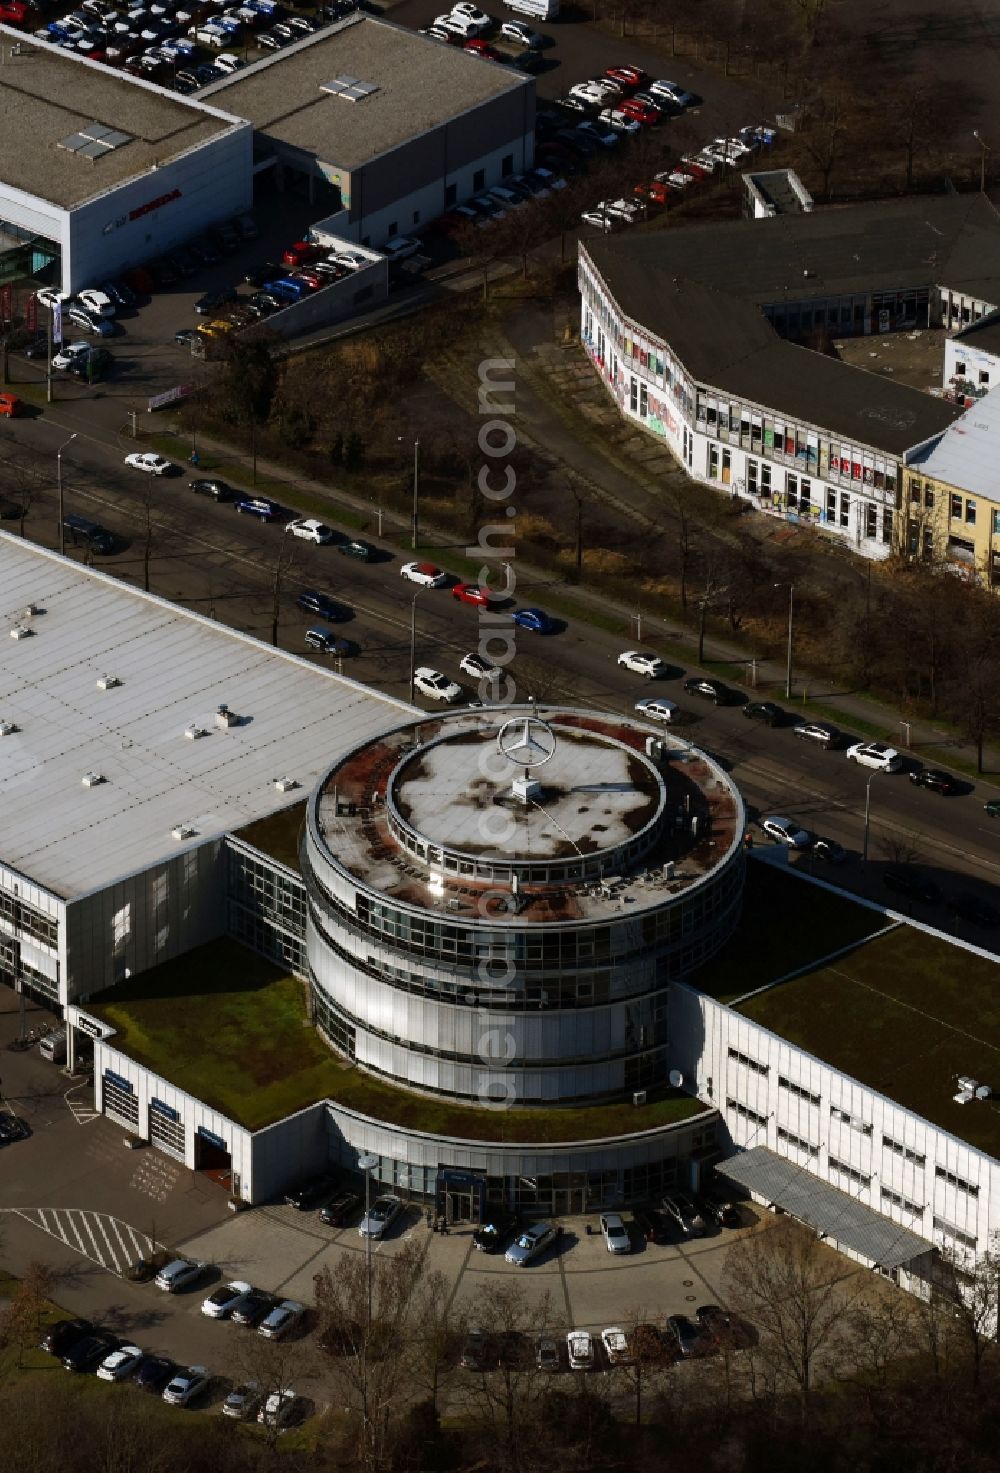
[381,235,422,262]
[567,1330,595,1371]
[200,1280,253,1319]
[125,452,174,476]
[604,198,643,221]
[36,287,72,311]
[413,667,462,703]
[601,1326,632,1365]
[328,250,370,271]
[580,209,618,231]
[214,50,242,71]
[500,18,540,43]
[460,652,500,682]
[759,815,811,849]
[708,135,751,159]
[531,166,566,191]
[359,1193,403,1239]
[400,560,448,588]
[258,1299,306,1340]
[618,650,669,679]
[162,1365,210,1406]
[599,1212,631,1254]
[635,695,679,724]
[648,79,694,106]
[258,1389,298,1429]
[846,741,902,773]
[155,1257,207,1293]
[433,12,475,34]
[96,1344,144,1381]
[452,0,491,16]
[77,288,115,318]
[568,80,610,105]
[682,151,717,174]
[599,108,641,135]
[286,517,334,544]
[52,341,91,371]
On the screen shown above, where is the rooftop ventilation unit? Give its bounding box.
[81,771,106,787]
[9,624,32,640]
[976,1084,993,1100]
[96,674,121,691]
[273,777,299,793]
[216,704,239,730]
[171,823,196,841]
[321,74,379,101]
[957,1075,979,1093]
[22,604,39,618]
[184,725,208,741]
[57,120,133,159]
[953,1089,974,1105]
[662,860,676,880]
[0,721,17,737]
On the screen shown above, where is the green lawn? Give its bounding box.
[89,939,703,1141]
[739,924,1000,1156]
[690,858,888,1003]
[234,802,306,873]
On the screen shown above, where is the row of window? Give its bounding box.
[882,1186,924,1218]
[727,1096,768,1126]
[728,1047,768,1075]
[882,1134,926,1168]
[831,1105,872,1136]
[932,1215,977,1252]
[777,1125,818,1156]
[0,889,58,949]
[779,1075,820,1106]
[935,1165,979,1198]
[828,1155,870,1188]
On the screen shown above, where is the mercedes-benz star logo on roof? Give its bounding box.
[497,716,557,770]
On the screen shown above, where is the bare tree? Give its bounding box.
[931,1235,1000,1389]
[270,535,297,648]
[460,1279,555,1473]
[723,1219,865,1405]
[228,1326,316,1454]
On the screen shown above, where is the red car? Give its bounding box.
[0,2,29,25]
[605,64,646,89]
[452,582,491,607]
[463,38,501,59]
[634,181,671,206]
[292,270,323,290]
[620,98,661,125]
[281,240,319,268]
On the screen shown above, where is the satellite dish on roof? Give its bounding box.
[668,1069,684,1088]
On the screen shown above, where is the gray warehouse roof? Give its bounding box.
[908,384,1000,495]
[0,29,243,209]
[200,13,530,171]
[717,1146,932,1271]
[0,536,412,900]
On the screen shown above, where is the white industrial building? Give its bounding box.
[0,31,251,293]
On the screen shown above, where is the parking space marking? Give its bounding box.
[7,1207,159,1278]
[64,1081,99,1125]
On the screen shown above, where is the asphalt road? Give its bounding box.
[3,402,1000,949]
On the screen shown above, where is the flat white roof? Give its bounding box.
[0,535,412,900]
[909,383,1000,497]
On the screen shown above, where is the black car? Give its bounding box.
[175,327,196,346]
[908,768,958,796]
[244,261,281,288]
[473,1208,518,1253]
[695,1304,756,1349]
[319,1190,362,1227]
[165,250,196,279]
[194,287,237,315]
[0,1114,27,1144]
[189,231,221,261]
[460,1328,492,1371]
[40,1318,93,1357]
[811,836,847,865]
[189,478,234,501]
[148,258,178,288]
[62,1330,119,1372]
[134,1354,175,1393]
[244,294,276,318]
[230,1289,277,1328]
[683,676,730,704]
[336,539,375,561]
[70,347,112,381]
[22,333,49,360]
[102,279,136,309]
[632,1205,669,1244]
[283,1172,339,1210]
[296,589,349,622]
[666,1314,706,1359]
[946,892,999,927]
[742,701,782,726]
[697,1191,740,1230]
[883,867,941,905]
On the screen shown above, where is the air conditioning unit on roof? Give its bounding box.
[171,823,196,841]
[9,624,32,640]
[273,777,299,793]
[81,771,105,787]
[96,674,121,691]
[184,725,208,740]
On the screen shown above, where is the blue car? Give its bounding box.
[235,497,283,521]
[296,588,349,622]
[511,607,555,634]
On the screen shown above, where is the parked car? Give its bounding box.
[683,676,730,704]
[846,741,902,772]
[648,78,695,106]
[696,1304,755,1349]
[96,1344,144,1382]
[201,1281,253,1319]
[189,478,233,500]
[632,1205,669,1243]
[134,1355,175,1392]
[473,1207,518,1252]
[759,815,811,848]
[946,891,999,927]
[618,650,669,678]
[231,1290,278,1328]
[697,1189,741,1230]
[600,1326,632,1365]
[358,1194,403,1240]
[77,287,115,317]
[460,1327,490,1371]
[40,1319,93,1357]
[319,1190,362,1226]
[567,1329,595,1371]
[258,1300,305,1340]
[984,798,1000,817]
[62,1330,119,1372]
[413,667,463,703]
[400,560,448,588]
[811,836,847,864]
[793,720,841,748]
[535,1336,561,1371]
[908,767,958,795]
[258,1390,299,1429]
[599,1212,631,1255]
[661,1192,705,1237]
[155,1258,208,1293]
[666,1313,706,1358]
[505,1221,559,1265]
[163,1365,210,1406]
[284,1173,339,1210]
[222,1379,260,1420]
[194,287,237,315]
[235,496,284,521]
[500,18,541,44]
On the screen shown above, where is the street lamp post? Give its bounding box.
[56,432,77,555]
[358,1152,378,1332]
[408,589,425,703]
[862,770,881,863]
[411,438,420,551]
[774,581,794,700]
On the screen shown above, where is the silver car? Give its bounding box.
[599,1212,631,1254]
[155,1258,207,1293]
[358,1194,403,1240]
[258,1299,305,1340]
[504,1221,559,1266]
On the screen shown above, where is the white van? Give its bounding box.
[504,0,558,18]
[39,1028,67,1064]
[635,695,679,724]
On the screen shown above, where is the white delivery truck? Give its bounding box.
[504,0,558,17]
